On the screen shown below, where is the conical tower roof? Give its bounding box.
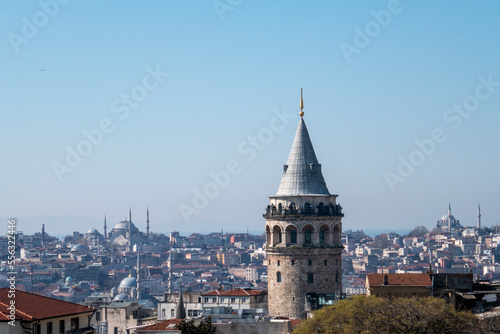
[175,288,186,319]
[276,116,330,196]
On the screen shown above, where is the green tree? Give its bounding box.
[178,317,216,334]
[407,226,428,237]
[293,296,481,334]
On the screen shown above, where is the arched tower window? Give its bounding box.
[272,225,282,246]
[265,226,271,246]
[333,224,340,245]
[286,225,298,245]
[304,202,312,214]
[289,203,296,214]
[277,272,282,283]
[305,229,312,244]
[278,203,282,214]
[319,224,329,245]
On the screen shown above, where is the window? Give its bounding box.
[34,324,41,334]
[319,230,325,243]
[171,309,175,317]
[291,230,297,244]
[47,322,53,334]
[291,259,295,266]
[268,260,271,265]
[204,298,209,303]
[324,260,327,266]
[59,320,65,334]
[336,271,339,282]
[114,327,118,334]
[277,271,282,282]
[305,230,312,244]
[162,308,166,318]
[308,260,312,266]
[70,318,79,330]
[220,297,225,302]
[212,298,216,303]
[277,260,280,266]
[307,273,314,283]
[230,298,236,303]
[188,310,200,317]
[241,298,248,303]
[278,231,282,243]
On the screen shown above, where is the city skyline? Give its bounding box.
[2,1,500,235]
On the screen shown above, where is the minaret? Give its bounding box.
[104,215,107,240]
[168,249,174,294]
[448,203,451,230]
[128,208,132,251]
[41,224,45,246]
[477,203,482,231]
[264,90,344,319]
[136,244,141,299]
[146,207,150,243]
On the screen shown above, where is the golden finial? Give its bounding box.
[299,88,304,117]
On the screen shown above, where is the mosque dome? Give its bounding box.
[440,213,456,221]
[87,228,99,235]
[71,244,88,252]
[113,220,138,231]
[65,277,73,282]
[119,276,137,289]
[113,293,130,302]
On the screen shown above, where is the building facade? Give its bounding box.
[264,94,344,319]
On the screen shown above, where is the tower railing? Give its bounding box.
[263,204,343,218]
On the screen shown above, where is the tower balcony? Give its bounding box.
[263,203,343,219]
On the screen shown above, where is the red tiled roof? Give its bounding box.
[202,288,267,297]
[367,273,432,287]
[138,319,183,331]
[290,319,303,328]
[0,288,94,321]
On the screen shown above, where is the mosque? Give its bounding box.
[436,204,463,231]
[84,208,151,252]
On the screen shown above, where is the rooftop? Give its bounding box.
[367,273,432,287]
[0,288,94,322]
[275,115,331,196]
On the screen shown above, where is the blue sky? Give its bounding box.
[1,0,500,236]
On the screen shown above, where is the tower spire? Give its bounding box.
[299,88,304,117]
[175,285,186,319]
[275,113,330,196]
[146,207,150,243]
[137,244,141,299]
[41,224,45,247]
[128,208,132,251]
[104,215,107,240]
[478,203,482,231]
[448,203,451,215]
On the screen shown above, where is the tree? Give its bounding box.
[293,296,482,334]
[372,234,391,249]
[407,226,429,237]
[177,318,216,334]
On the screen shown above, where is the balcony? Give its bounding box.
[263,204,343,218]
